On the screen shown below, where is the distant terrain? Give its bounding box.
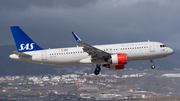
[139,96,180,101]
[0,45,180,76]
[120,96,180,101]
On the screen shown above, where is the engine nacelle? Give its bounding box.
[109,64,124,70]
[108,53,127,70]
[111,53,127,65]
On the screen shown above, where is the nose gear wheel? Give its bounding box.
[150,59,155,69]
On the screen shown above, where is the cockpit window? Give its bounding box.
[160,45,167,47]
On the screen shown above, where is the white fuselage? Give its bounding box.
[9,41,173,66]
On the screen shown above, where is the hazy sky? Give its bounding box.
[1,0,180,50]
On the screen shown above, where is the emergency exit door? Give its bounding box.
[41,51,47,60]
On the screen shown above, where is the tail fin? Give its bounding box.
[10,26,43,52]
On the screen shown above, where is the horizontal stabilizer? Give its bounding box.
[13,51,32,57]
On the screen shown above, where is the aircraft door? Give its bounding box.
[149,43,155,52]
[41,51,47,60]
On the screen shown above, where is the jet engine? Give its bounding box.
[103,53,127,70]
[111,53,127,65]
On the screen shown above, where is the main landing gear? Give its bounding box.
[94,65,101,75]
[150,59,155,69]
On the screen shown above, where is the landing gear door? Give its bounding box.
[41,51,47,61]
[149,43,155,52]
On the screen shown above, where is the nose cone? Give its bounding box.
[168,48,174,55]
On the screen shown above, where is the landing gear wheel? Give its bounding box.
[151,65,155,69]
[94,71,99,75]
[150,59,155,69]
[96,66,101,71]
[94,66,101,75]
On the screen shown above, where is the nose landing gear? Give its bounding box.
[94,65,101,75]
[150,59,155,69]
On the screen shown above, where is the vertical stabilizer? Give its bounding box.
[10,26,43,52]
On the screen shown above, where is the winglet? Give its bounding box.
[72,32,81,42]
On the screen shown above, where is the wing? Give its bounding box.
[72,32,111,63]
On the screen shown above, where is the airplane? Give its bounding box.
[9,26,174,75]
